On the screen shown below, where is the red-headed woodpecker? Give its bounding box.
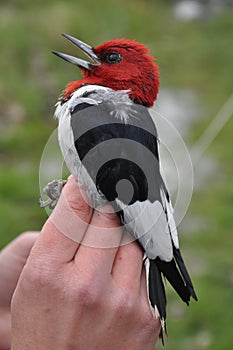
[47,34,197,338]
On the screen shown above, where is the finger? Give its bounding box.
[112,236,143,290]
[33,176,93,263]
[1,232,39,260]
[0,233,39,307]
[75,205,123,275]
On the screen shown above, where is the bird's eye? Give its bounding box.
[104,51,122,64]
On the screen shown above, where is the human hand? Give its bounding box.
[11,176,160,350]
[0,232,39,350]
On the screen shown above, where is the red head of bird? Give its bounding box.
[53,34,160,108]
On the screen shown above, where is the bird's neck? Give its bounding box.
[60,77,158,108]
[60,79,91,101]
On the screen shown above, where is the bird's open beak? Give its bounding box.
[52,33,100,70]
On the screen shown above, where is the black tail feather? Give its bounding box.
[155,257,191,304]
[154,247,197,305]
[148,259,167,344]
[173,247,198,301]
[146,252,197,345]
[149,259,167,321]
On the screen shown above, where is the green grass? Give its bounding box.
[0,1,232,349]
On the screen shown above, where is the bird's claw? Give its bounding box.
[39,179,67,209]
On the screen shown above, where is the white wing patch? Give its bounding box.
[116,198,174,261]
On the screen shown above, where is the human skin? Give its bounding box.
[7,176,160,349]
[0,232,39,349]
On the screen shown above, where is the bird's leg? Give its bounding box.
[39,179,67,209]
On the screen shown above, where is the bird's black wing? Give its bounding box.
[70,102,163,205]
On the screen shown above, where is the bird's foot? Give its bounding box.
[39,179,67,209]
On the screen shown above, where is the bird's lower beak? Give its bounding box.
[52,33,100,70]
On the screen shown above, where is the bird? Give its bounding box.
[41,33,197,340]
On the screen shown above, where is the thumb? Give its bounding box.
[49,175,93,241]
[31,176,93,263]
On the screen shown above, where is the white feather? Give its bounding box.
[116,198,173,261]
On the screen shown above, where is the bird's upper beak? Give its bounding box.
[52,33,100,70]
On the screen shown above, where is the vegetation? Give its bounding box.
[0,0,232,349]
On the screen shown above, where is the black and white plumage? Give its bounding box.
[55,84,197,333]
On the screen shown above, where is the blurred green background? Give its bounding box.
[0,0,232,349]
